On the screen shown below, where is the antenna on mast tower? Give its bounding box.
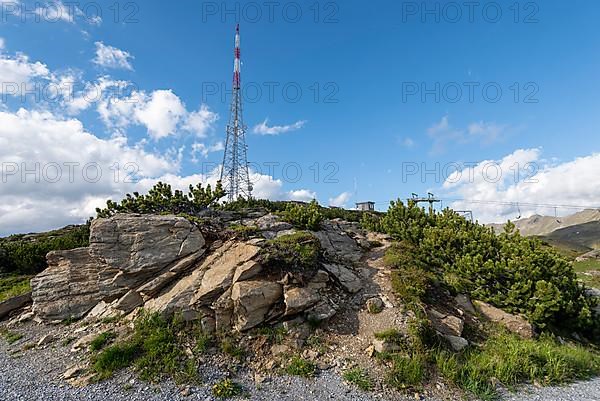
[220,24,253,202]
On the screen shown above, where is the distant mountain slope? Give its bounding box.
[489,209,600,237]
[542,221,600,251]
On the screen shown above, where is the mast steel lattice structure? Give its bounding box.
[220,24,253,201]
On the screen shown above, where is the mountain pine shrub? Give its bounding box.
[377,200,598,336]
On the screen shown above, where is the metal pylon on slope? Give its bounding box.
[220,24,253,202]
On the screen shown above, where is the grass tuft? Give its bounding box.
[285,356,316,378]
[212,378,242,399]
[1,328,23,344]
[343,367,374,391]
[89,331,116,351]
[434,332,600,400]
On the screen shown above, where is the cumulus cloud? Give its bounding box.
[0,37,5,50]
[183,104,219,138]
[0,49,50,93]
[96,86,218,140]
[93,42,134,71]
[0,108,322,235]
[253,119,307,136]
[0,108,178,235]
[441,148,600,223]
[328,191,352,208]
[134,90,186,139]
[35,0,75,23]
[287,189,317,202]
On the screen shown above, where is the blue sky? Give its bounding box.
[1,0,600,234]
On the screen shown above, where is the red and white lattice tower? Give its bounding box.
[220,24,253,201]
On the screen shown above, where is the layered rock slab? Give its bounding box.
[31,214,205,321]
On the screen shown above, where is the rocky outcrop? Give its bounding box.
[322,263,362,293]
[231,281,283,331]
[256,214,294,239]
[576,249,600,262]
[146,241,261,319]
[474,300,535,339]
[284,287,320,316]
[28,212,369,333]
[0,292,32,319]
[191,242,260,305]
[31,214,205,321]
[313,220,363,263]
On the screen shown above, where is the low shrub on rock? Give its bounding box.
[95,181,225,218]
[376,200,598,336]
[283,200,323,231]
[261,231,321,274]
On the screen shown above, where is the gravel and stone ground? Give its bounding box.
[2,337,599,401]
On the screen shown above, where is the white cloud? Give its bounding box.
[96,86,218,140]
[287,189,317,202]
[183,104,219,138]
[191,141,224,162]
[93,42,134,71]
[441,148,600,223]
[427,116,507,155]
[134,90,186,139]
[0,108,178,235]
[253,118,307,136]
[329,191,352,208]
[0,38,5,50]
[0,108,321,235]
[467,121,507,143]
[0,51,50,93]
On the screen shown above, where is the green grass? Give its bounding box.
[194,331,213,354]
[220,337,245,360]
[90,331,116,352]
[0,275,31,302]
[434,332,600,400]
[374,329,405,343]
[212,378,242,399]
[93,342,139,379]
[385,353,426,389]
[257,325,288,344]
[573,259,600,287]
[285,356,316,378]
[343,367,374,391]
[228,224,259,239]
[92,312,195,383]
[0,328,23,344]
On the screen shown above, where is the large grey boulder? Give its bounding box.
[31,214,205,321]
[312,220,362,263]
[321,263,362,293]
[90,214,204,286]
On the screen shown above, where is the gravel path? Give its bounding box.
[0,339,393,401]
[2,343,600,401]
[501,379,600,401]
[1,320,599,401]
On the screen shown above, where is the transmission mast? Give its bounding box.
[220,24,253,202]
